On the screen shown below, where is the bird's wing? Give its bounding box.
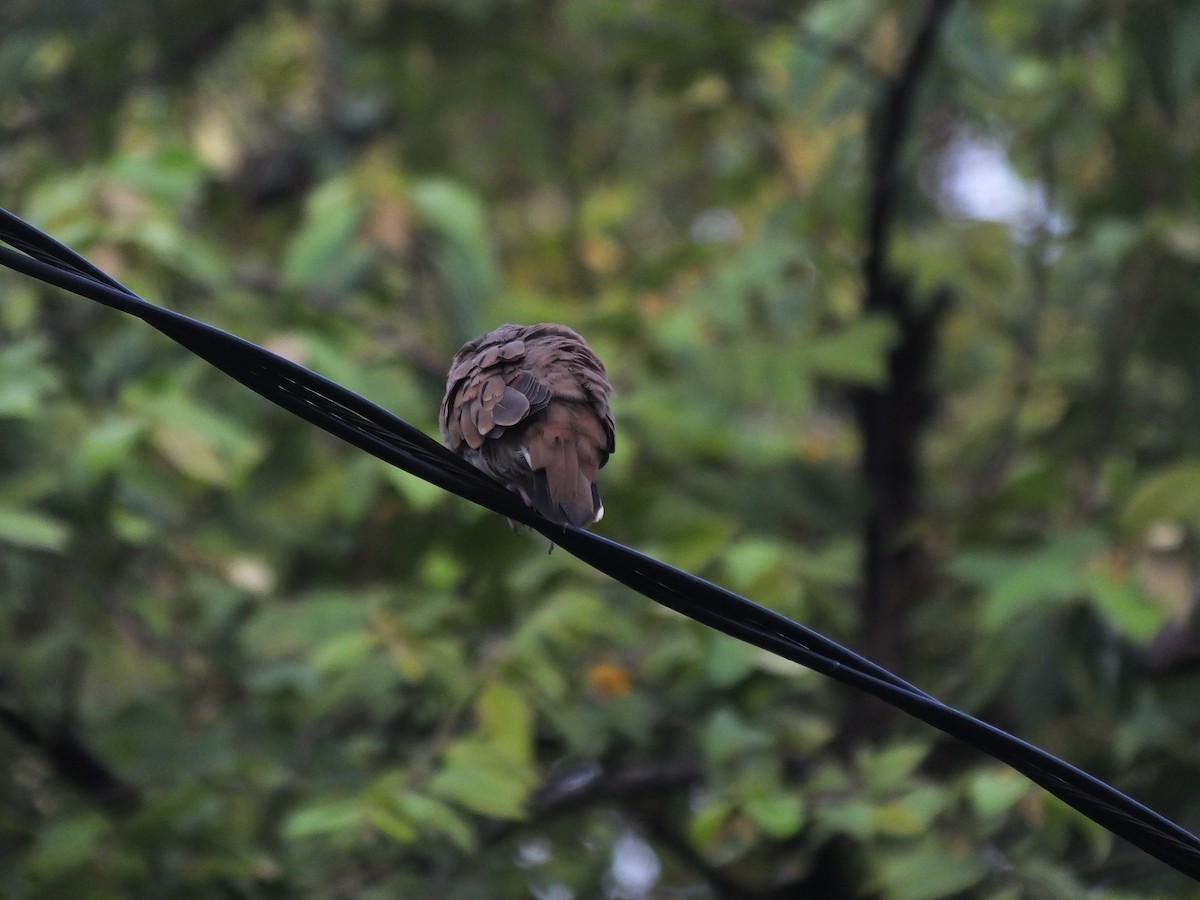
[440,326,553,451]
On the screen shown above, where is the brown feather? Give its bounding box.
[439,323,614,528]
[491,387,531,426]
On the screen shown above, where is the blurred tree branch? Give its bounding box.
[0,704,141,816]
[863,0,957,295]
[849,0,957,740]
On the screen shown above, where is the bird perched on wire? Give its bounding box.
[439,323,615,529]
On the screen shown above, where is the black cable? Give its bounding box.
[3,207,1200,880]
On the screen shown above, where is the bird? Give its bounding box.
[439,323,615,529]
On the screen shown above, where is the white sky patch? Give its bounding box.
[937,134,1068,239]
[690,206,744,244]
[519,837,553,867]
[607,831,661,898]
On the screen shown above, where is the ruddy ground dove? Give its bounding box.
[439,323,615,528]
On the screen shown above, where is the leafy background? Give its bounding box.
[4,1,1200,897]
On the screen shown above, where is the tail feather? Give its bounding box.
[526,423,597,527]
[530,474,598,527]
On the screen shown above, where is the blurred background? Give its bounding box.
[4,0,1200,896]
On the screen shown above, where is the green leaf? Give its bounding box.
[150,420,229,484]
[872,787,948,837]
[873,846,988,900]
[1122,462,1200,534]
[511,591,613,652]
[111,142,206,205]
[0,504,70,551]
[411,177,489,249]
[689,798,735,848]
[76,416,146,477]
[1008,859,1089,900]
[1113,690,1175,765]
[311,630,374,672]
[804,0,876,39]
[283,800,365,840]
[872,802,924,837]
[0,338,58,418]
[814,798,875,839]
[476,681,534,767]
[723,536,786,591]
[427,738,537,820]
[367,806,419,842]
[744,792,806,838]
[396,792,477,852]
[858,742,929,794]
[27,812,107,873]
[113,509,156,545]
[411,176,499,320]
[953,531,1105,631]
[704,637,755,688]
[243,591,366,658]
[131,217,226,284]
[282,177,368,291]
[802,315,897,385]
[704,708,773,764]
[138,394,265,486]
[967,768,1029,821]
[1085,568,1167,642]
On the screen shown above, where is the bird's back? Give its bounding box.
[440,323,614,527]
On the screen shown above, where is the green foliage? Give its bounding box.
[4,0,1200,897]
